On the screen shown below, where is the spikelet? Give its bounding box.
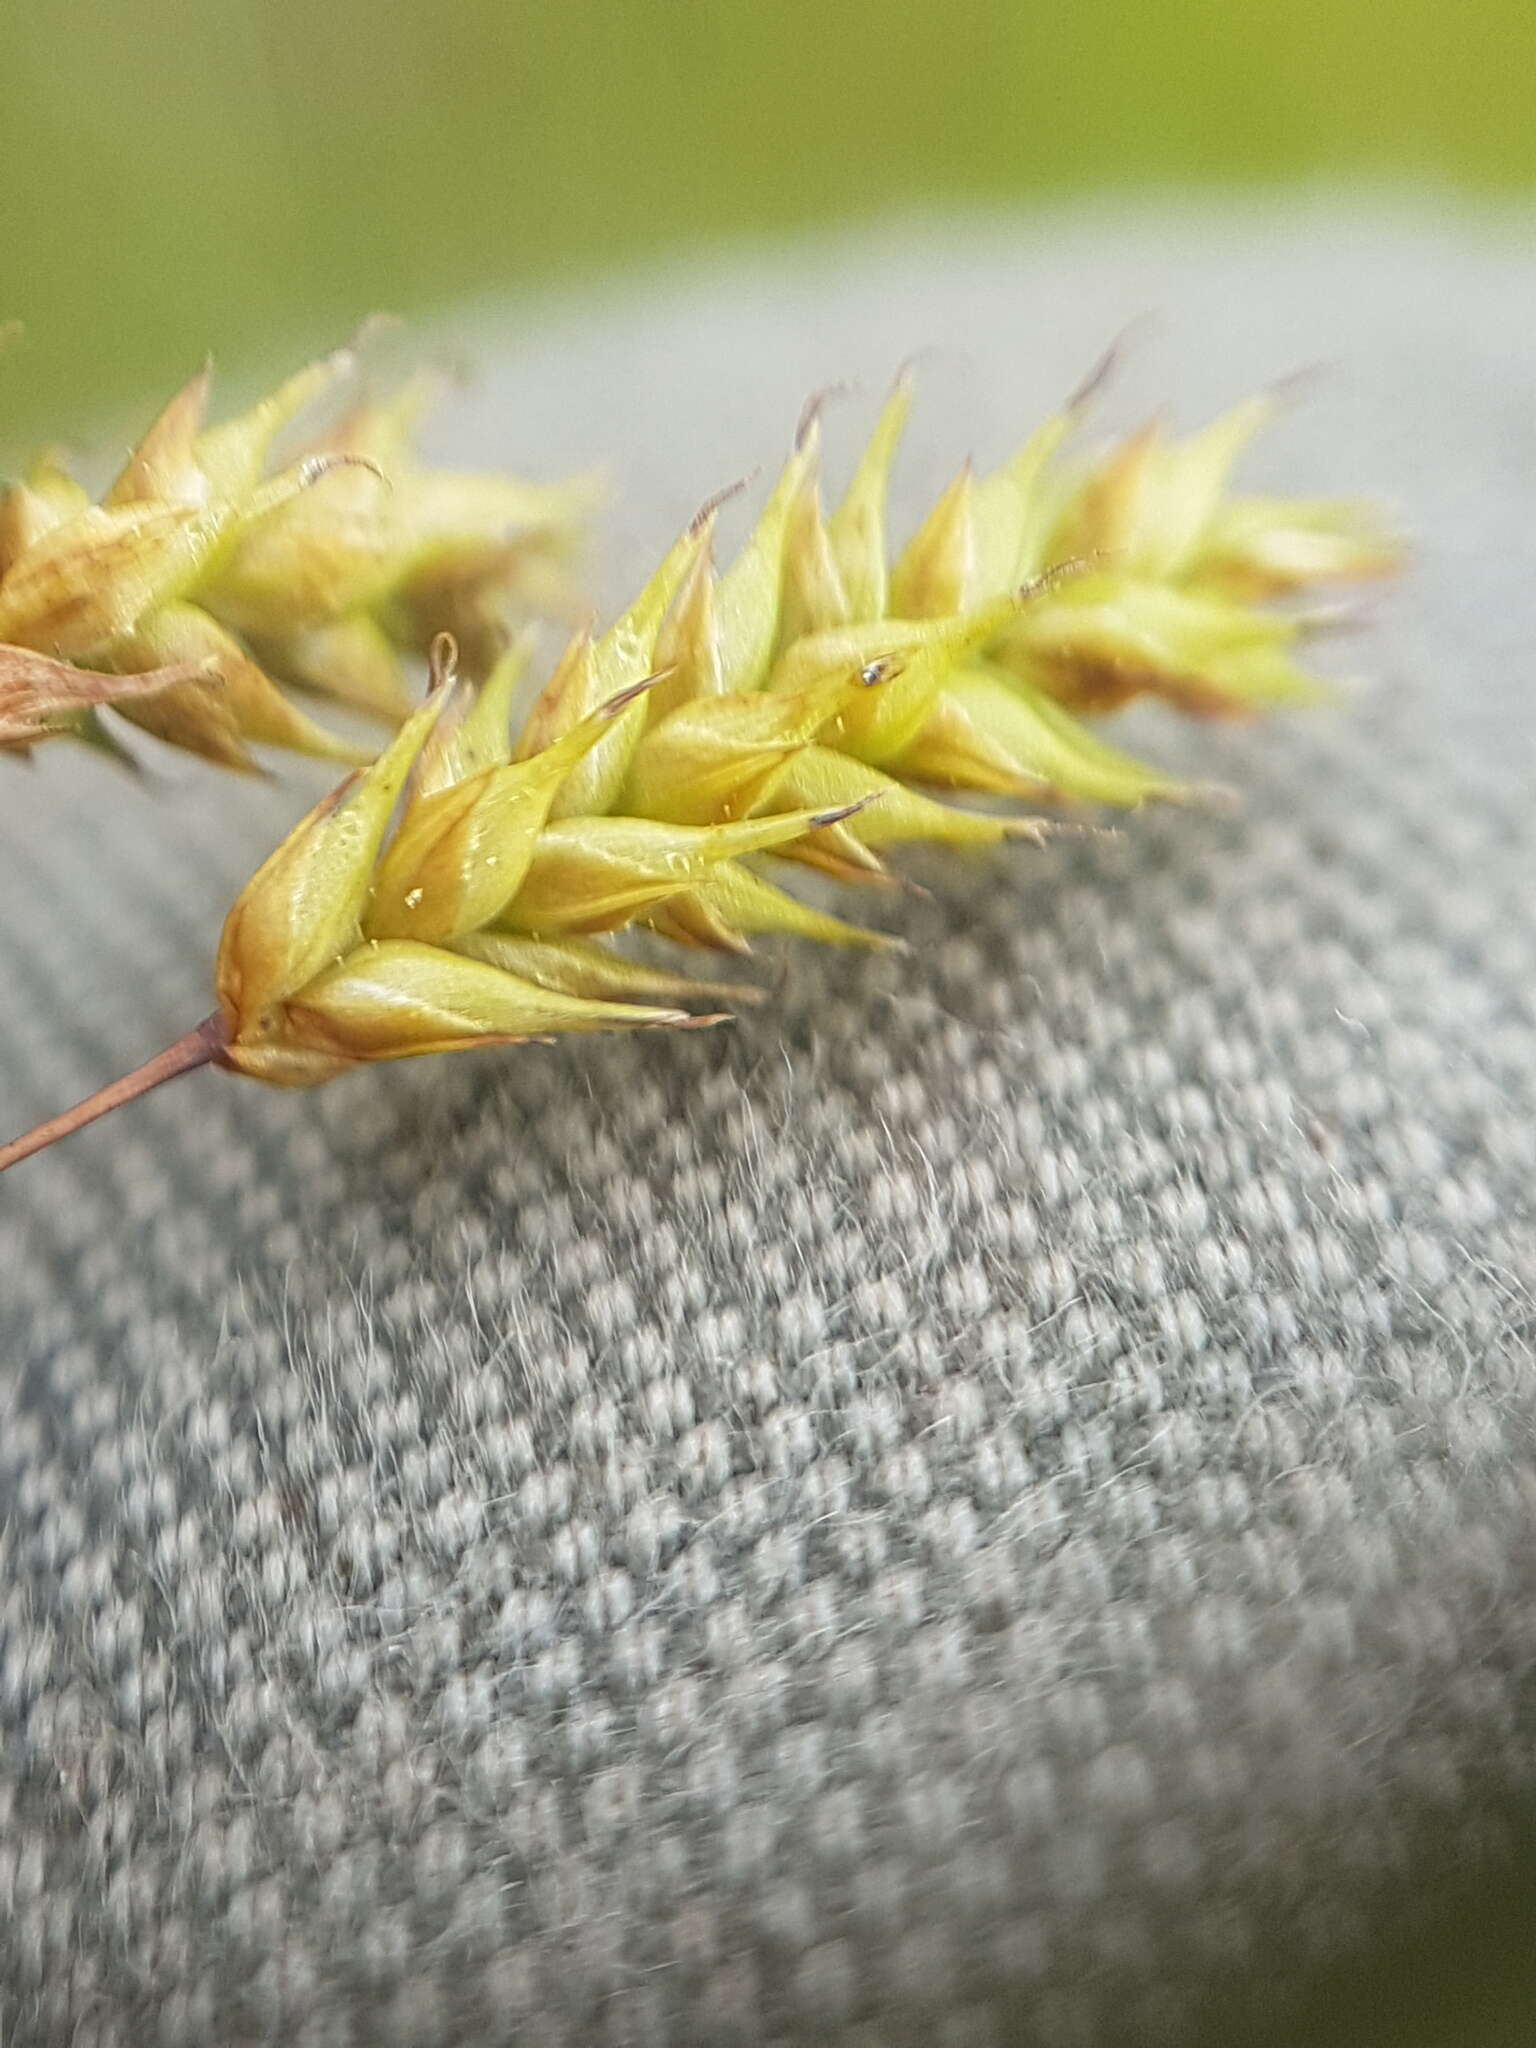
[0,368,1397,1172]
[0,345,591,771]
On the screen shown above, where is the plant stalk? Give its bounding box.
[0,1014,228,1175]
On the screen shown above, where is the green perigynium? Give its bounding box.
[0,361,1398,1170]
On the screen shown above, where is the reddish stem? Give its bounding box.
[0,1013,229,1176]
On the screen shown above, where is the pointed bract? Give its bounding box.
[455,930,759,1011]
[281,940,690,1063]
[647,861,892,954]
[619,657,893,825]
[518,521,711,817]
[216,695,446,1032]
[501,805,863,937]
[827,374,911,619]
[366,676,660,942]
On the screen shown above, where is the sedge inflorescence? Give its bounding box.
[0,351,1397,1170]
[0,345,590,767]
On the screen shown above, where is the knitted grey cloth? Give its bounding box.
[2,201,1534,2048]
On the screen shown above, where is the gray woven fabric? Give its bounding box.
[2,201,1535,2048]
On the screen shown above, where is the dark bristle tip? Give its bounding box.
[810,797,874,829]
[689,476,749,533]
[1270,360,1333,406]
[1066,315,1156,416]
[303,451,385,490]
[605,668,669,716]
[794,381,855,451]
[689,471,759,536]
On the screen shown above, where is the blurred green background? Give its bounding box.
[4,0,1535,447]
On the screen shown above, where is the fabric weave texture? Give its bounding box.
[1,202,1534,2046]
